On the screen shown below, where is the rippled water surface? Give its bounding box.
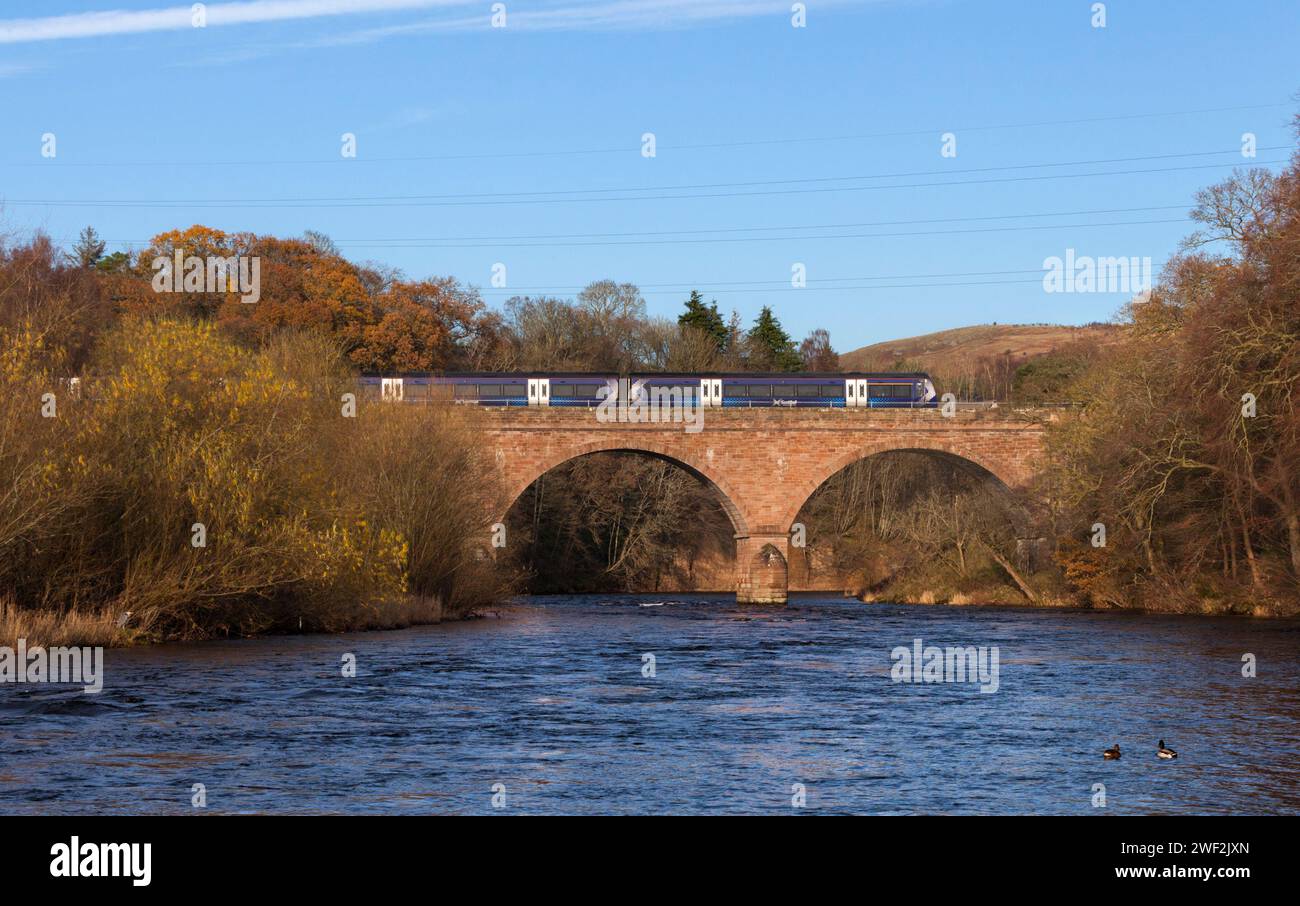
[3,595,1299,814]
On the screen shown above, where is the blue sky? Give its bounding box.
[1,0,1296,351]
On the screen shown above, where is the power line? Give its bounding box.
[300,217,1190,249]
[106,217,1187,252]
[443,269,1053,294]
[644,104,1293,152]
[2,101,1288,167]
[80,145,1297,202]
[103,203,1191,245]
[332,202,1194,240]
[318,145,1283,198]
[9,159,1283,209]
[7,148,1284,207]
[483,278,1058,296]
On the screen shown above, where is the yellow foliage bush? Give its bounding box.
[0,316,509,643]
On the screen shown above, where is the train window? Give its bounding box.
[820,385,843,397]
[575,384,602,397]
[500,383,527,397]
[796,385,818,397]
[725,384,746,397]
[747,385,771,397]
[869,384,912,398]
[772,385,795,397]
[550,384,575,397]
[405,384,429,399]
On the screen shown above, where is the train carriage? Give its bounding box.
[715,374,936,407]
[361,372,937,408]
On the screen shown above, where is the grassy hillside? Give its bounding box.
[839,323,1121,372]
[840,323,1123,401]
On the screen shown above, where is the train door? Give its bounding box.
[845,378,867,407]
[699,378,722,407]
[527,378,550,406]
[381,377,403,401]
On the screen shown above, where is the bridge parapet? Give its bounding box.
[468,404,1060,427]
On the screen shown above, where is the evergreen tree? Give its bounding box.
[70,226,106,269]
[677,290,727,350]
[95,251,131,273]
[746,306,803,371]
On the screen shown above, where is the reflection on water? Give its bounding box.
[3,595,1299,814]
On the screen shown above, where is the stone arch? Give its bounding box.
[779,439,1024,533]
[498,438,750,538]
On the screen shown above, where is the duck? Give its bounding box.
[1157,740,1178,759]
[1103,743,1121,760]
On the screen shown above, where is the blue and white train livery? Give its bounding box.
[359,372,939,408]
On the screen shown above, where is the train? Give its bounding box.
[358,372,939,408]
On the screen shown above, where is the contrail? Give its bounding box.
[0,0,472,45]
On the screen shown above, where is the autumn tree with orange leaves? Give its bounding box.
[77,224,502,374]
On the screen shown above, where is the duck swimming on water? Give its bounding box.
[1157,740,1178,759]
[1103,743,1121,760]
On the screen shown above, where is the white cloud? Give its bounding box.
[0,0,472,44]
[2,0,873,46]
[510,0,810,31]
[315,0,861,41]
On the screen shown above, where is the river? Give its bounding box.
[3,595,1298,814]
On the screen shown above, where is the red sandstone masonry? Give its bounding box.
[474,407,1049,604]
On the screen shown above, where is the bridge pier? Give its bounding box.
[736,533,789,605]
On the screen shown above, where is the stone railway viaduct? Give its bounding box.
[476,407,1050,604]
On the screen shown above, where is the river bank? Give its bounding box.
[855,589,1296,618]
[8,574,1295,652]
[0,594,460,649]
[833,559,1298,618]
